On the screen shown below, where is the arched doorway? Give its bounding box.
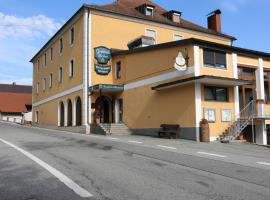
[95,96,112,123]
[75,97,82,126]
[59,101,65,127]
[67,99,72,126]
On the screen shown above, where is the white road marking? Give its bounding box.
[257,162,270,166]
[108,137,119,140]
[197,151,227,158]
[157,145,177,150]
[128,140,143,144]
[0,138,93,198]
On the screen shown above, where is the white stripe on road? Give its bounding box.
[197,151,227,158]
[157,145,177,150]
[257,162,270,166]
[0,138,92,198]
[107,137,119,140]
[128,140,143,144]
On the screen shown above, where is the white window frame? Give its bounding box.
[50,47,53,61]
[44,53,47,67]
[69,59,74,78]
[36,82,40,94]
[173,34,183,41]
[37,59,40,72]
[145,6,154,16]
[35,111,39,123]
[70,27,74,47]
[59,37,63,55]
[145,29,157,44]
[115,61,121,80]
[43,78,46,92]
[49,73,53,88]
[58,66,63,83]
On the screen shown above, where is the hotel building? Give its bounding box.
[31,0,270,145]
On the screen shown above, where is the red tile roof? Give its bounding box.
[0,92,32,113]
[86,0,236,40]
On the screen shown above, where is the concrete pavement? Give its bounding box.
[1,121,270,200]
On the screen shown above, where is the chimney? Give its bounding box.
[207,9,222,32]
[12,82,16,86]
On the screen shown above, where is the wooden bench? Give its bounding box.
[158,124,181,139]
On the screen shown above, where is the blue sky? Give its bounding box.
[0,0,269,85]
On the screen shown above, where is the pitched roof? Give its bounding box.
[30,0,236,63]
[0,92,32,113]
[86,0,236,40]
[0,84,32,94]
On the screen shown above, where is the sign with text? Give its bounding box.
[94,46,111,75]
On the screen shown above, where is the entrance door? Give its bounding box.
[239,86,256,110]
[95,96,112,123]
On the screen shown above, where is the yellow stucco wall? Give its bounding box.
[200,48,234,78]
[238,56,259,66]
[123,83,196,129]
[91,13,230,85]
[33,14,84,104]
[33,90,82,126]
[201,85,235,137]
[111,44,194,85]
[264,60,270,69]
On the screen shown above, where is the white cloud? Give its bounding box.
[0,12,62,85]
[0,12,62,39]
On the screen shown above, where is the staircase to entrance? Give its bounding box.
[95,123,131,135]
[219,100,257,143]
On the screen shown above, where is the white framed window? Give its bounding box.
[58,66,63,83]
[36,82,40,94]
[70,27,74,46]
[49,73,53,88]
[35,111,39,123]
[145,6,154,16]
[173,34,183,41]
[145,29,157,44]
[50,47,53,61]
[69,59,74,77]
[115,61,121,80]
[172,13,181,23]
[43,78,46,91]
[44,53,47,67]
[59,37,63,55]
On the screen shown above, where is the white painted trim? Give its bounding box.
[33,84,83,107]
[124,67,194,90]
[114,99,120,123]
[194,46,200,76]
[232,53,240,117]
[88,11,92,125]
[238,62,259,67]
[91,10,231,43]
[83,9,89,126]
[173,33,183,41]
[195,83,202,142]
[256,58,265,100]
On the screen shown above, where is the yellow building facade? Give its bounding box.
[31,0,270,144]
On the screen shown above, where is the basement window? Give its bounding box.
[203,49,227,69]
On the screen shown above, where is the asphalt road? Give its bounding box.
[0,122,270,200]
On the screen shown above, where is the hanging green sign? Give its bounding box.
[94,46,111,75]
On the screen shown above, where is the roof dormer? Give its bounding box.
[136,3,155,17]
[163,10,182,23]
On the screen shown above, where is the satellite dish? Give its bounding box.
[174,52,187,71]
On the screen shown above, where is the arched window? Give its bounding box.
[75,97,82,126]
[67,99,73,126]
